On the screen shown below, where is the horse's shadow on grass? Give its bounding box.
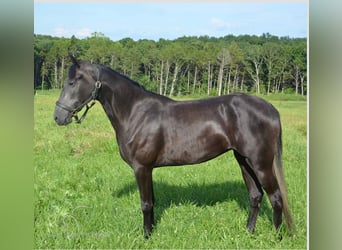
[115,180,273,228]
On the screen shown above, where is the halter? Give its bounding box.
[56,80,102,124]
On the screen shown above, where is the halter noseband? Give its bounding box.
[56,80,102,124]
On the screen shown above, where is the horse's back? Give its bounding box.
[165,93,280,130]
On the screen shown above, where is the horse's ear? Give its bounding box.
[69,55,80,68]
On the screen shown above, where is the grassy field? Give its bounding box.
[34,90,307,249]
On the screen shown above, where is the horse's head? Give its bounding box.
[54,56,101,125]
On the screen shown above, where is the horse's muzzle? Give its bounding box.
[54,106,72,126]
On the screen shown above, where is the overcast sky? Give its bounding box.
[34,2,307,41]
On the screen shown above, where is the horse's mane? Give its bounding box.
[98,64,146,91]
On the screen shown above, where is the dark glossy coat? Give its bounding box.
[54,58,294,238]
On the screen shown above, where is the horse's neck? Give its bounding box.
[98,74,146,133]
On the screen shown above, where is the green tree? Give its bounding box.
[168,42,186,97]
[262,42,280,95]
[34,33,307,95]
[216,48,231,96]
[108,41,123,71]
[228,42,244,93]
[244,44,263,94]
[68,35,82,57]
[84,33,112,64]
[275,45,291,93]
[290,43,307,95]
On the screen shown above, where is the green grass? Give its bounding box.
[34,90,307,249]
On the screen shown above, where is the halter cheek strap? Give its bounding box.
[56,80,102,124]
[73,80,102,123]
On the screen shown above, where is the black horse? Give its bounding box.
[54,57,294,238]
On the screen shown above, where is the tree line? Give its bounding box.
[34,32,307,96]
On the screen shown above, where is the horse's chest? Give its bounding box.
[116,131,162,167]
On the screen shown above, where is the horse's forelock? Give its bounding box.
[68,64,77,79]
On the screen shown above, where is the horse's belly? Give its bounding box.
[157,130,231,166]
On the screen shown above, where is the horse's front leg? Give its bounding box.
[133,165,155,238]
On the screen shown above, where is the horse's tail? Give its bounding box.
[273,126,295,234]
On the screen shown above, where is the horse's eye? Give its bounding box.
[68,80,75,86]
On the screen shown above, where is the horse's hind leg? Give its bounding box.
[234,151,263,233]
[251,158,283,231]
[257,168,283,230]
